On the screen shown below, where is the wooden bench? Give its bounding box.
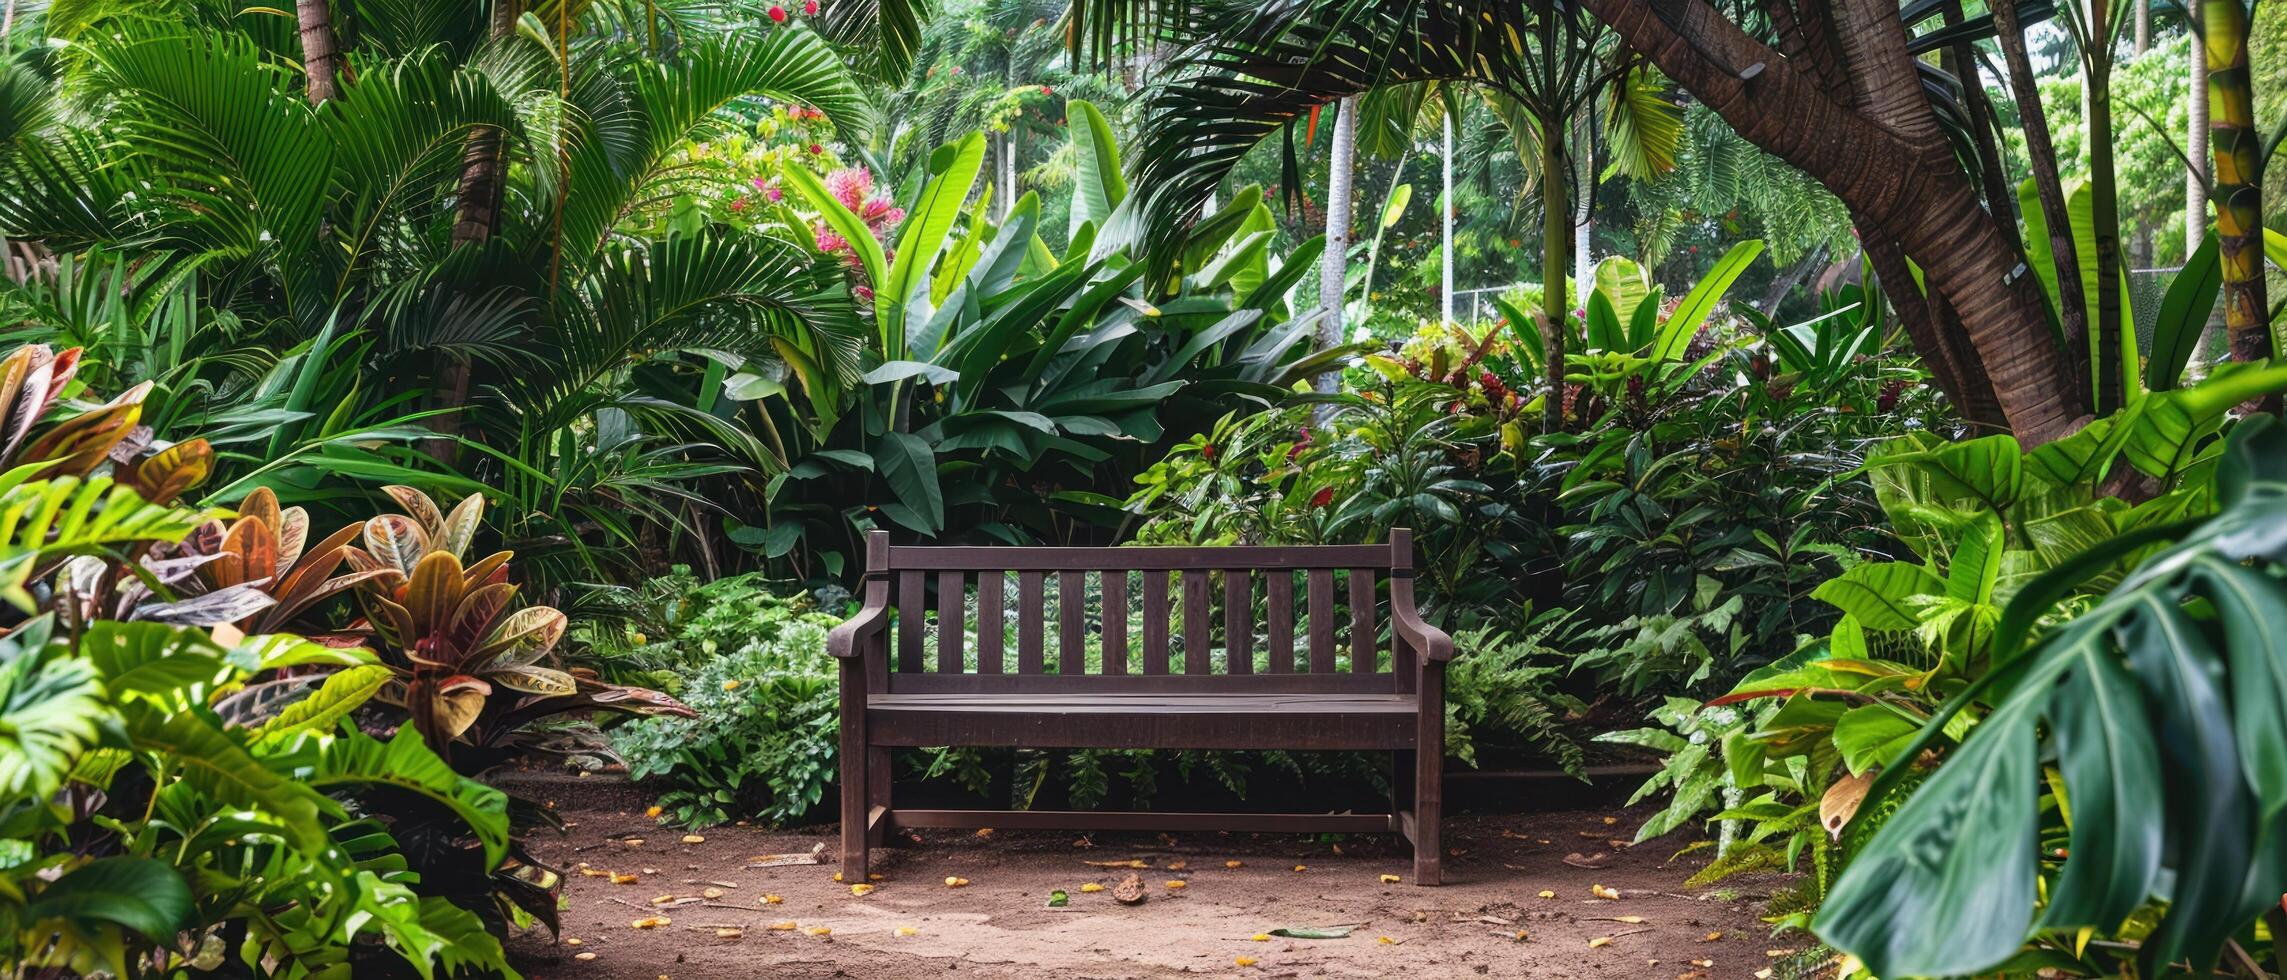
[828,529,1456,884]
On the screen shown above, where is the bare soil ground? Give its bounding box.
[508,802,1788,979]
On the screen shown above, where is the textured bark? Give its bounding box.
[1941,1,2021,253]
[296,0,340,103]
[433,0,521,463]
[2187,30,2210,257]
[2201,0,2274,369]
[1864,229,2008,429]
[1990,0,2093,414]
[2081,0,2126,413]
[1585,0,2086,445]
[1315,96,1358,400]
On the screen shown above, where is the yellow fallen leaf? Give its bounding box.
[624,838,645,847]
[1701,931,1722,942]
[1167,861,1189,871]
[702,887,725,899]
[1079,883,1104,893]
[721,679,740,691]
[575,952,598,961]
[1537,890,1556,899]
[1377,936,1395,945]
[849,883,875,896]
[1601,816,1617,825]
[610,872,640,885]
[895,926,919,937]
[646,806,663,818]
[716,928,744,939]
[1591,884,1620,900]
[631,916,671,929]
[580,867,611,878]
[974,828,995,838]
[1251,934,1271,942]
[808,926,832,937]
[944,877,970,888]
[1225,860,1243,869]
[1235,957,1258,968]
[1083,859,1147,869]
[768,921,798,931]
[1691,959,1714,968]
[1164,880,1187,890]
[1588,936,1612,948]
[832,872,844,882]
[649,894,676,905]
[1514,930,1529,942]
[1609,916,1645,924]
[763,894,783,904]
[682,835,706,844]
[1292,865,1307,872]
[1379,874,1402,884]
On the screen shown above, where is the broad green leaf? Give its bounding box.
[1810,562,1942,631]
[880,133,987,356]
[0,617,102,798]
[1066,100,1127,240]
[1832,704,1922,776]
[24,857,192,943]
[255,664,392,744]
[2145,232,2222,390]
[1649,239,1761,362]
[1945,511,2004,607]
[1378,183,1411,229]
[873,430,943,534]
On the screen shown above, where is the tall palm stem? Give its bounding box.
[1992,0,2094,412]
[2200,0,2273,376]
[1316,96,1358,401]
[297,0,340,102]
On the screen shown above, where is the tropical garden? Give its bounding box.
[0,0,2283,975]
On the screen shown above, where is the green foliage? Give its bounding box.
[1819,415,2287,977]
[608,576,844,827]
[1443,619,1590,775]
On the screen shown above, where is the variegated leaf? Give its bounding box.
[383,485,446,534]
[488,664,579,697]
[405,551,466,640]
[472,605,567,668]
[363,514,431,576]
[437,493,484,561]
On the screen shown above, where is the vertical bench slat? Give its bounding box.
[1307,568,1336,673]
[1390,530,1416,692]
[1224,571,1252,674]
[1142,570,1169,674]
[937,571,965,673]
[1059,571,1087,675]
[1266,571,1294,673]
[897,569,926,673]
[1182,570,1211,673]
[1349,568,1376,673]
[1017,572,1045,673]
[977,572,1005,674]
[1102,571,1129,675]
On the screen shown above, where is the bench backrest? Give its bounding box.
[854,529,1422,696]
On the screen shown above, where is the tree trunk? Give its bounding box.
[1572,109,1594,296]
[1941,0,2021,254]
[1991,0,2095,414]
[2080,0,2126,413]
[2201,0,2275,377]
[1315,96,1358,401]
[1539,104,1570,433]
[296,0,340,103]
[2186,14,2216,375]
[1585,0,2085,445]
[1441,106,1455,327]
[432,0,521,463]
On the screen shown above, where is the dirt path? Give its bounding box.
[511,806,1786,979]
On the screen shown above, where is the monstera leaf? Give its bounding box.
[1817,415,2287,977]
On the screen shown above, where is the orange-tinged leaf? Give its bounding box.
[383,485,446,533]
[473,604,567,667]
[126,438,213,504]
[364,514,431,576]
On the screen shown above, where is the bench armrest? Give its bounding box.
[1391,582,1453,663]
[828,593,889,660]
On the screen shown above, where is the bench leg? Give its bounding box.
[840,728,869,883]
[1413,745,1441,885]
[1391,750,1415,833]
[867,746,893,848]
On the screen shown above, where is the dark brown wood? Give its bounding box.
[1059,571,1086,675]
[1225,572,1252,674]
[1267,572,1294,673]
[897,569,925,674]
[1181,570,1210,674]
[1141,570,1169,675]
[1307,568,1336,673]
[1017,572,1044,674]
[1349,568,1375,673]
[937,571,964,674]
[977,572,1004,674]
[836,531,1453,885]
[889,809,1396,834]
[887,543,1391,571]
[1102,571,1128,675]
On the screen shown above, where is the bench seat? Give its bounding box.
[867,693,1421,749]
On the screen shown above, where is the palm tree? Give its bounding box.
[0,0,875,581]
[2200,0,2273,372]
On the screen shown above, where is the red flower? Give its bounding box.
[728,197,748,212]
[1040,85,1053,95]
[1309,487,1334,509]
[766,4,787,20]
[803,0,819,12]
[808,143,823,154]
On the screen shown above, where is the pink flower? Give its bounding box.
[728,197,749,212]
[825,167,875,211]
[807,143,823,154]
[751,176,768,189]
[767,5,787,21]
[854,285,875,302]
[764,185,783,202]
[803,0,819,13]
[1040,85,1053,96]
[814,224,850,255]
